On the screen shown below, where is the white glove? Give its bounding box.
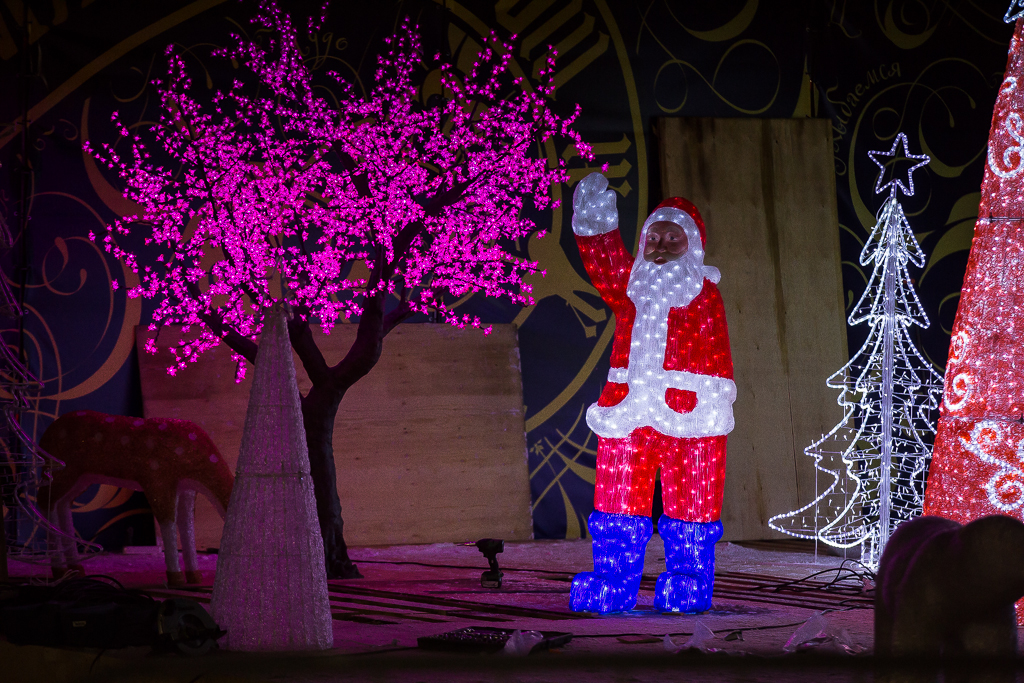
[571,172,618,236]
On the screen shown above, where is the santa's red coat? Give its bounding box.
[577,230,734,521]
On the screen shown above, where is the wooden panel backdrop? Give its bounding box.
[137,324,533,548]
[658,118,848,540]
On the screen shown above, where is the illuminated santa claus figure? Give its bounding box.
[570,172,735,614]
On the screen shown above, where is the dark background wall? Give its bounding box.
[0,0,1012,547]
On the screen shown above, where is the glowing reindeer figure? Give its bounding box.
[39,410,234,585]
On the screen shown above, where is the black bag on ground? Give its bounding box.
[0,577,159,648]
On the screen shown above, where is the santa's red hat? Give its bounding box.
[641,197,706,249]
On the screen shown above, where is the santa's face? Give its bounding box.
[643,221,688,264]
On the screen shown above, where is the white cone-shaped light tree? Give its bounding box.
[210,305,332,651]
[769,133,943,568]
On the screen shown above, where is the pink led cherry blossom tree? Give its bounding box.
[88,1,589,579]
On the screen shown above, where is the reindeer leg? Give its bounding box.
[151,496,184,586]
[51,480,90,578]
[176,489,201,584]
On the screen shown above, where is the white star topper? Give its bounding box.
[867,132,930,198]
[1007,0,1024,23]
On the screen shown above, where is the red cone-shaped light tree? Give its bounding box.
[923,15,1024,600]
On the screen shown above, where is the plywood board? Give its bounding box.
[658,117,848,540]
[136,323,533,548]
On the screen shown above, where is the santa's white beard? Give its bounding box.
[626,251,707,309]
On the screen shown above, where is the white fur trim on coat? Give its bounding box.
[588,367,736,439]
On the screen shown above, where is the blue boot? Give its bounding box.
[653,516,723,613]
[570,511,653,614]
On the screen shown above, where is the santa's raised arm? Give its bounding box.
[569,171,736,616]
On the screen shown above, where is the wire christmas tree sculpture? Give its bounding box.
[769,133,944,568]
[0,206,67,573]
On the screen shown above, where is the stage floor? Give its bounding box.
[3,538,884,682]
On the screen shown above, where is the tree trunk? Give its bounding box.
[301,381,362,579]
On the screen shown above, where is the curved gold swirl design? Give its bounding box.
[876,0,937,49]
[844,58,989,231]
[0,0,230,152]
[639,1,781,115]
[918,193,979,286]
[664,0,758,42]
[2,2,235,530]
[652,40,780,115]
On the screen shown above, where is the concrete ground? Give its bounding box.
[0,537,981,682]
